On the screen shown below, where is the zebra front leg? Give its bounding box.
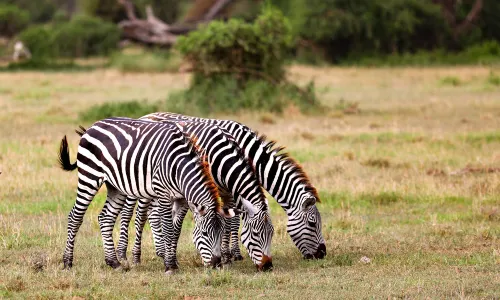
[170,198,189,268]
[98,184,127,269]
[158,197,177,273]
[116,197,136,261]
[132,198,151,264]
[63,177,102,269]
[221,220,232,265]
[230,215,244,261]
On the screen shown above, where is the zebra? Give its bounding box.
[58,117,235,272]
[140,112,326,259]
[117,121,275,271]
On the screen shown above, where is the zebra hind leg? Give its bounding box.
[230,215,244,261]
[63,176,102,269]
[116,197,137,262]
[98,184,128,270]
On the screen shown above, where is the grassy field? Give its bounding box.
[0,65,499,299]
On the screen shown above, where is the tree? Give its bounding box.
[432,0,483,41]
[117,0,238,47]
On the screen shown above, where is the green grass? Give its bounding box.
[0,65,499,298]
[110,50,182,73]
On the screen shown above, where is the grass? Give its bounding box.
[0,65,499,298]
[110,49,183,73]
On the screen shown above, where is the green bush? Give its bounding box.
[0,4,30,37]
[51,15,121,57]
[176,4,294,82]
[17,25,53,58]
[166,75,316,115]
[0,0,56,23]
[79,100,160,122]
[18,16,121,59]
[171,5,317,115]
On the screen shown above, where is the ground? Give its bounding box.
[0,65,499,299]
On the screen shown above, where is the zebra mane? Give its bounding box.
[254,132,320,202]
[184,134,223,209]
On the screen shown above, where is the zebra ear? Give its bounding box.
[189,202,207,216]
[217,206,236,218]
[241,198,258,218]
[302,197,316,211]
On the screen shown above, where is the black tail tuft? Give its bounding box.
[58,135,77,171]
[75,125,87,137]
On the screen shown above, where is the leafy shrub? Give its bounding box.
[79,100,160,122]
[17,25,53,58]
[18,16,121,59]
[172,4,317,114]
[0,4,30,37]
[166,75,316,115]
[51,15,121,57]
[176,4,294,82]
[0,0,55,23]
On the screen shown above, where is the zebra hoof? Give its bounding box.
[119,259,131,271]
[165,269,177,275]
[233,255,244,261]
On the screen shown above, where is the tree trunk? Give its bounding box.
[117,0,236,47]
[432,0,484,41]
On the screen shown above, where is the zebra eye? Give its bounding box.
[308,220,316,227]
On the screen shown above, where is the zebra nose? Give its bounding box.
[210,255,222,269]
[314,243,326,259]
[257,255,273,272]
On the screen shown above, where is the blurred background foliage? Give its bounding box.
[0,0,498,114]
[0,0,497,64]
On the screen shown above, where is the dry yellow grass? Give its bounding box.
[0,65,499,299]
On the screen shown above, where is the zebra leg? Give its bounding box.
[97,184,127,269]
[220,195,233,265]
[159,197,177,273]
[63,176,102,269]
[132,198,151,264]
[230,215,244,261]
[148,198,166,258]
[116,197,136,261]
[170,198,189,268]
[221,219,232,265]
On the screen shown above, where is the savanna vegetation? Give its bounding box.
[0,0,499,299]
[0,65,499,298]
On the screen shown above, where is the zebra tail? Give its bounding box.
[58,135,77,171]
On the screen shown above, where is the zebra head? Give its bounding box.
[190,202,235,268]
[287,191,326,259]
[239,198,274,271]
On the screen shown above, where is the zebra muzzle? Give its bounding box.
[210,255,222,269]
[257,255,273,272]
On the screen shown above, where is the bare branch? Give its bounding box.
[455,0,483,37]
[118,0,137,20]
[203,0,234,21]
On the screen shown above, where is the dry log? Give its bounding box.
[117,0,235,47]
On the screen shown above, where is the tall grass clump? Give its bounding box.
[167,4,318,115]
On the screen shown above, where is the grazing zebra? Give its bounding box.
[141,112,326,259]
[117,121,275,271]
[58,117,234,272]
